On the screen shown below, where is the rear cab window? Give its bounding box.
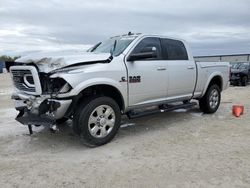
[160,38,189,60]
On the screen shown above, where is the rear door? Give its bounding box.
[125,37,168,106]
[161,38,196,99]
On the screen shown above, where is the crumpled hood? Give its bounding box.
[15,50,111,73]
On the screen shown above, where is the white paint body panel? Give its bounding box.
[125,59,168,106]
[11,34,230,116]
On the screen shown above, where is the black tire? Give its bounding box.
[73,96,121,147]
[241,76,248,86]
[72,95,102,134]
[199,84,221,114]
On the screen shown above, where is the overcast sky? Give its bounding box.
[0,0,250,56]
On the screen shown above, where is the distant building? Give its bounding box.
[0,61,5,73]
[194,54,250,63]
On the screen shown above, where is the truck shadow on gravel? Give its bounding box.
[16,108,203,151]
[118,108,202,138]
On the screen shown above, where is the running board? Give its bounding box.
[127,102,197,119]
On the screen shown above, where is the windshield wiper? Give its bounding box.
[88,42,102,52]
[110,40,117,57]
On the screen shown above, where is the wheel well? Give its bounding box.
[78,85,125,111]
[241,74,248,79]
[209,76,222,91]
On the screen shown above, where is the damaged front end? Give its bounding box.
[10,65,72,132]
[9,51,113,133]
[12,93,71,127]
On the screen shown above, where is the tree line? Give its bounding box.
[0,55,20,62]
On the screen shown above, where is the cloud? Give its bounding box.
[0,0,250,56]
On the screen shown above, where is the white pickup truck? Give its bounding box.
[10,33,230,146]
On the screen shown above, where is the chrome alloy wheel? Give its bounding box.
[209,89,219,109]
[88,105,115,138]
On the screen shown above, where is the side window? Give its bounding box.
[161,39,188,60]
[131,37,162,60]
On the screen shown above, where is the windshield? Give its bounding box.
[231,63,249,69]
[239,63,249,69]
[231,63,241,69]
[89,36,137,56]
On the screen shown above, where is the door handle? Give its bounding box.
[187,66,195,70]
[157,67,166,71]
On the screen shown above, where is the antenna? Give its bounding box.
[128,31,132,35]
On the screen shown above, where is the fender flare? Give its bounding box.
[68,77,127,109]
[201,72,223,97]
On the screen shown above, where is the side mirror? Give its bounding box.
[127,46,157,61]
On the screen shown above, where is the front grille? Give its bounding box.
[10,66,42,95]
[11,70,36,92]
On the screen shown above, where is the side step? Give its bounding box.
[127,102,197,119]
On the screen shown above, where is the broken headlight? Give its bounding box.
[59,82,72,93]
[50,78,72,94]
[40,76,72,94]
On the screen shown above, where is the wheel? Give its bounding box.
[241,76,248,86]
[199,84,221,114]
[56,117,68,124]
[73,96,121,147]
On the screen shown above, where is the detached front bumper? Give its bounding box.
[12,93,72,126]
[16,111,56,127]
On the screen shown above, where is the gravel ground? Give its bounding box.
[0,73,250,188]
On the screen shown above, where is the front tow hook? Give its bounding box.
[50,124,59,133]
[28,124,33,134]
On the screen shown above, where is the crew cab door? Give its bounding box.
[160,38,196,99]
[125,37,168,106]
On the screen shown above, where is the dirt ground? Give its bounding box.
[0,73,250,188]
